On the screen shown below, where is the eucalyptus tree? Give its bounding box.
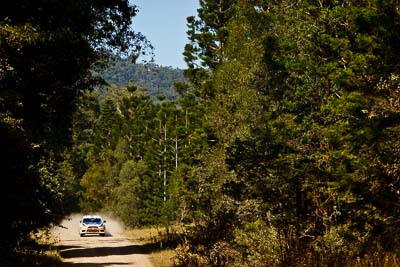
[166,91,208,223]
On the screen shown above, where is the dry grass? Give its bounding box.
[150,249,176,267]
[124,227,162,244]
[124,225,185,267]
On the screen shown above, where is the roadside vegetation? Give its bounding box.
[0,230,61,267]
[124,225,186,267]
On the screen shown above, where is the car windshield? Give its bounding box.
[82,218,101,224]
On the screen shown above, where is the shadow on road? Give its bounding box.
[56,263,132,267]
[59,242,161,259]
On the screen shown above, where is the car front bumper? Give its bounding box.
[80,226,106,235]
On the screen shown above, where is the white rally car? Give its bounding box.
[79,215,106,237]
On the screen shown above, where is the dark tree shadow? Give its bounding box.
[58,262,132,267]
[59,243,161,259]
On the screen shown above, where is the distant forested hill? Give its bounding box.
[98,57,185,100]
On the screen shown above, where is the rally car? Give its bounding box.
[79,215,106,237]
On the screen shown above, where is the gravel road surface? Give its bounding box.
[52,213,154,267]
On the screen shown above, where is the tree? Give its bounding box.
[111,160,150,227]
[0,0,149,255]
[184,0,237,99]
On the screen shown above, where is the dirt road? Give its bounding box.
[52,213,154,267]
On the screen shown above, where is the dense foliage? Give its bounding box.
[63,86,208,227]
[0,0,149,258]
[174,0,400,266]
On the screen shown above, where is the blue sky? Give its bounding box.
[131,0,200,69]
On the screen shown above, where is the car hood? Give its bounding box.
[82,222,103,226]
